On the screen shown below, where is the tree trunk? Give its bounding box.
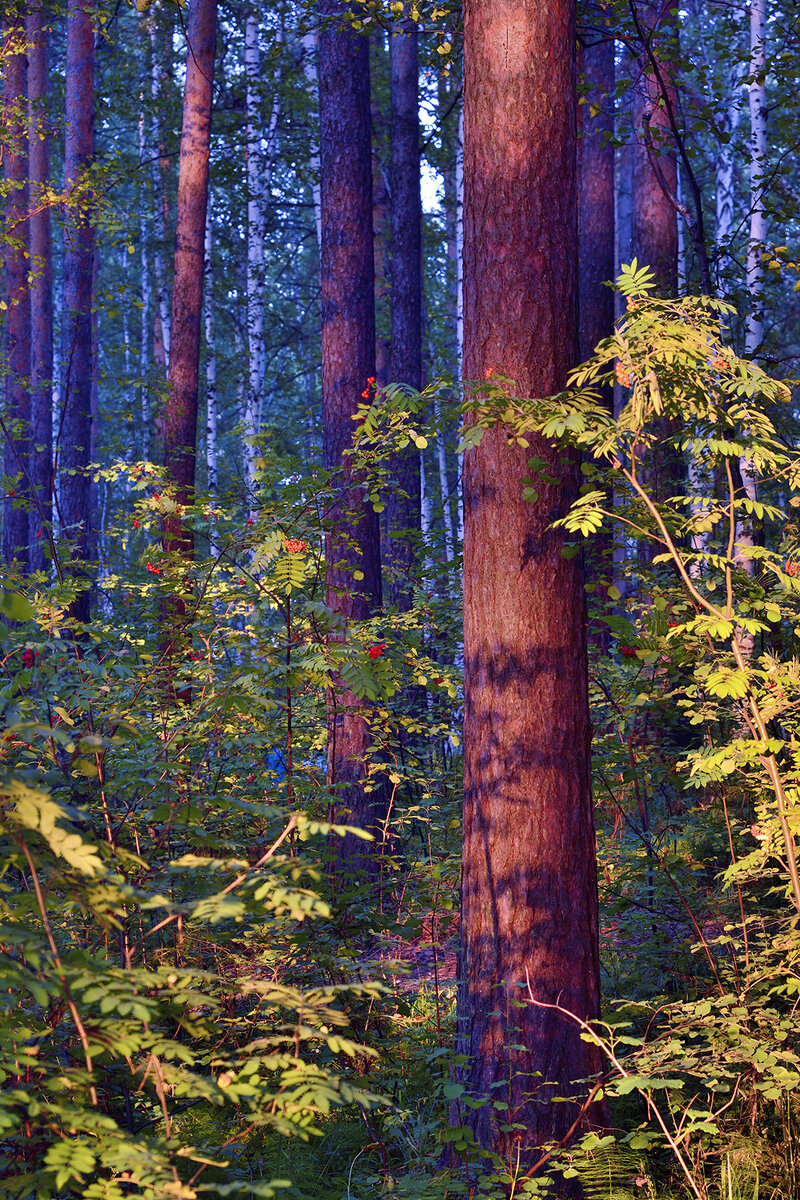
[301,30,323,256]
[386,19,422,609]
[162,0,216,571]
[318,0,383,868]
[459,0,604,1167]
[150,16,172,370]
[27,5,53,571]
[2,14,31,569]
[578,35,615,362]
[244,9,265,509]
[745,0,766,356]
[204,203,217,499]
[630,3,678,297]
[714,63,743,290]
[60,0,95,618]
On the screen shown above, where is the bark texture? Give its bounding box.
[27,5,52,570]
[60,0,95,615]
[460,0,604,1163]
[745,0,766,356]
[318,0,383,866]
[163,0,216,560]
[578,35,615,362]
[387,19,422,609]
[631,1,678,296]
[2,14,30,568]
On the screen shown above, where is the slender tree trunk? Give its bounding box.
[27,5,53,571]
[714,62,743,289]
[139,97,152,460]
[746,0,766,356]
[459,0,604,1166]
[371,35,391,389]
[301,29,323,256]
[578,35,615,362]
[454,104,464,546]
[386,19,422,609]
[150,16,172,369]
[2,14,31,569]
[318,0,383,868]
[60,0,95,617]
[631,3,678,296]
[204,204,217,498]
[162,0,216,573]
[244,9,265,509]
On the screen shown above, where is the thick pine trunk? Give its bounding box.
[459,0,604,1165]
[163,0,216,568]
[386,19,422,609]
[60,0,95,616]
[3,14,31,569]
[318,0,383,867]
[27,5,53,570]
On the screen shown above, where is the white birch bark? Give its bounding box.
[745,0,767,357]
[301,28,323,256]
[715,62,743,281]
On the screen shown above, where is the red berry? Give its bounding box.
[368,642,386,659]
[285,539,307,554]
[785,560,799,577]
[620,645,637,659]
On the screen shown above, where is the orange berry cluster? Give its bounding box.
[285,539,307,554]
[361,376,377,399]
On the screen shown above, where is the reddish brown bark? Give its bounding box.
[386,19,422,609]
[460,0,604,1166]
[319,0,383,866]
[2,14,31,569]
[163,0,216,558]
[27,4,53,571]
[60,0,94,619]
[631,1,678,297]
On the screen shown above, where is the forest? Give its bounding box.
[1,0,800,1196]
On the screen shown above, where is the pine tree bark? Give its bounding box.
[386,19,422,609]
[459,0,604,1166]
[27,5,53,570]
[631,2,678,296]
[60,0,95,616]
[318,0,383,867]
[2,14,31,569]
[163,0,216,569]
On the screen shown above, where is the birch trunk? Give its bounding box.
[746,0,766,356]
[244,9,265,508]
[301,30,323,256]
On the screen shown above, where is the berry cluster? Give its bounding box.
[21,648,38,669]
[785,560,799,577]
[620,645,637,659]
[615,362,632,388]
[285,539,307,554]
[360,376,377,400]
[368,642,386,659]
